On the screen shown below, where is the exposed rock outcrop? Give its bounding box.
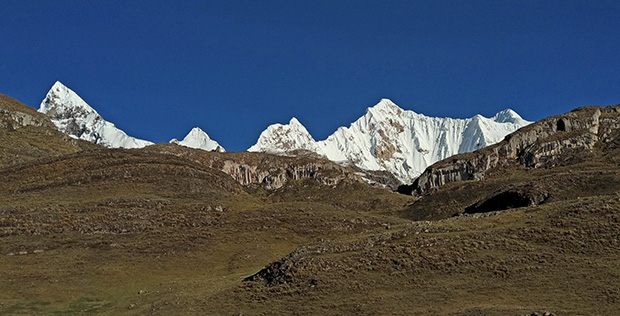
[402,105,620,195]
[147,144,364,190]
[0,94,54,130]
[0,109,51,130]
[220,160,358,190]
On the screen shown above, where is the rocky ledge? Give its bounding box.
[148,145,364,190]
[0,94,54,130]
[400,104,620,195]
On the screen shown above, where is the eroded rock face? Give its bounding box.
[220,160,360,190]
[147,145,363,190]
[404,105,619,195]
[0,109,51,130]
[0,93,56,131]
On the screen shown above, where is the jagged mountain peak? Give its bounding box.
[170,127,225,152]
[187,126,208,136]
[39,81,99,119]
[366,98,404,116]
[248,117,319,153]
[288,117,303,126]
[39,81,226,152]
[375,98,398,108]
[38,81,152,149]
[50,80,75,96]
[249,99,532,183]
[493,108,527,124]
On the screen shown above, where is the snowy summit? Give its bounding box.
[170,127,225,152]
[38,81,153,149]
[249,99,532,183]
[248,117,320,153]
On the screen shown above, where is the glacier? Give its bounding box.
[248,99,532,183]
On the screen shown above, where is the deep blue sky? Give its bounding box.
[1,1,619,151]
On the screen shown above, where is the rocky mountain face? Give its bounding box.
[403,104,620,195]
[38,81,153,149]
[0,97,52,130]
[170,127,225,152]
[36,83,531,185]
[147,144,363,190]
[249,99,531,183]
[248,117,322,153]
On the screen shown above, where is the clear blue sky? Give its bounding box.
[1,0,619,151]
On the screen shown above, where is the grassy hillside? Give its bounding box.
[0,148,413,315]
[0,93,96,167]
[0,95,618,315]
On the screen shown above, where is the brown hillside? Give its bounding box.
[0,93,97,167]
[0,94,618,315]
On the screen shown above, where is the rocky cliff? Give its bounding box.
[147,144,364,190]
[0,94,54,130]
[220,160,359,190]
[402,104,620,195]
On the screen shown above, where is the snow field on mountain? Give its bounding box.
[249,99,531,183]
[39,81,153,149]
[170,127,225,152]
[39,81,225,151]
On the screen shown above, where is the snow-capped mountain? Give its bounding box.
[249,99,532,183]
[248,117,321,153]
[39,81,153,149]
[170,127,225,152]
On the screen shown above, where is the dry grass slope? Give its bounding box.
[0,94,618,315]
[0,93,97,167]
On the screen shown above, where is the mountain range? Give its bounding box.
[1,85,619,315]
[39,81,224,152]
[37,82,530,184]
[249,99,531,182]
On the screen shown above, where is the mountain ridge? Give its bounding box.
[36,82,531,183]
[249,98,532,183]
[402,103,620,196]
